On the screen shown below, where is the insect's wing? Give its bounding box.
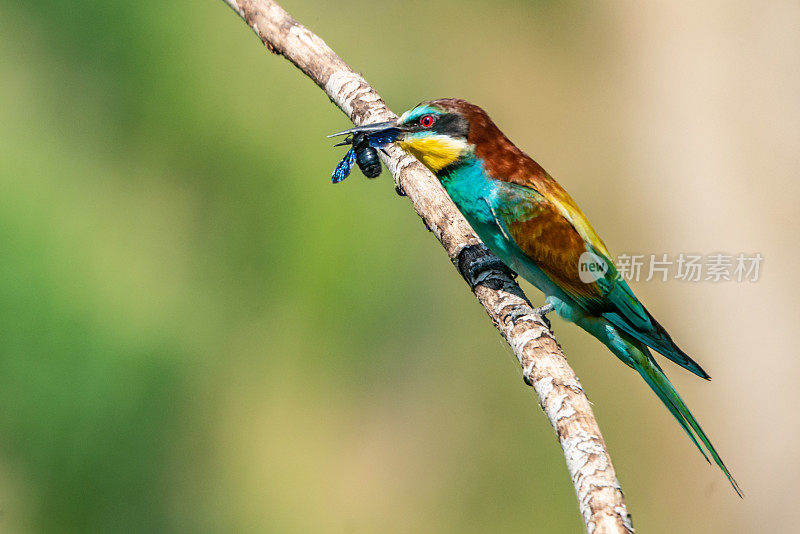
[366,128,401,148]
[331,148,356,184]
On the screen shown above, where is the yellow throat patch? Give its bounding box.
[397,135,468,173]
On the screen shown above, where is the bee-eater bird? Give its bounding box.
[337,98,741,495]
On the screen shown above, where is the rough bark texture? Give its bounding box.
[221,1,633,532]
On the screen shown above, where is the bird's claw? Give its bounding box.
[532,303,553,329]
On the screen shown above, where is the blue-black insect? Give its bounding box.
[353,133,382,178]
[328,122,400,184]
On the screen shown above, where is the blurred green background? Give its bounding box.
[0,0,797,532]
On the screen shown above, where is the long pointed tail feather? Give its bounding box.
[635,349,743,497]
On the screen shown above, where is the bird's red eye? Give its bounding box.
[420,114,435,128]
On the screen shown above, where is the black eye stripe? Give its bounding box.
[407,113,467,137]
[432,113,469,137]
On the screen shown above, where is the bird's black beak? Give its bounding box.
[326,120,401,139]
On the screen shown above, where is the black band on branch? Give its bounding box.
[456,244,518,290]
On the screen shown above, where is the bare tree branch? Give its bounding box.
[221,1,633,532]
